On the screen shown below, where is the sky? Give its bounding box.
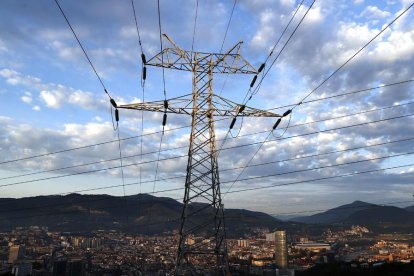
[0,0,414,216]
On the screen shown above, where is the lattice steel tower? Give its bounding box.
[119,35,280,275]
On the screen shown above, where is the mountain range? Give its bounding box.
[291,200,414,232]
[405,205,414,212]
[0,193,288,237]
[0,194,413,235]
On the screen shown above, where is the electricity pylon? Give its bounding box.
[119,34,281,275]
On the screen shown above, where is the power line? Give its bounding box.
[219,0,237,53]
[220,107,414,174]
[2,97,412,191]
[222,112,293,197]
[1,108,410,209]
[116,126,127,214]
[264,0,306,66]
[259,79,414,113]
[239,2,413,166]
[0,154,185,189]
[216,0,242,97]
[2,78,411,167]
[2,110,413,187]
[217,0,314,157]
[292,80,414,110]
[63,136,414,196]
[219,101,414,168]
[243,0,314,106]
[153,0,169,197]
[222,131,273,198]
[0,144,189,182]
[130,0,147,195]
[138,97,145,195]
[227,99,414,160]
[227,112,414,157]
[190,0,199,59]
[130,0,147,89]
[157,0,167,101]
[222,151,414,193]
[2,143,413,212]
[227,163,414,195]
[2,134,410,206]
[222,99,414,195]
[292,2,414,110]
[223,136,414,172]
[130,0,143,54]
[0,114,414,193]
[0,123,194,166]
[53,0,111,99]
[152,129,165,193]
[0,116,232,167]
[4,99,414,180]
[262,100,414,139]
[39,3,414,145]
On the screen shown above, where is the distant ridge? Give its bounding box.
[290,200,414,231]
[1,195,413,235]
[0,193,286,237]
[405,205,414,212]
[291,200,375,224]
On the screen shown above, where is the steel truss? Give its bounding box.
[119,34,281,275]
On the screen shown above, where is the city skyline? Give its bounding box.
[0,0,414,215]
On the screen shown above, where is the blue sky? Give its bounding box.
[0,0,414,216]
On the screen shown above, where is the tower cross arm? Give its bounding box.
[213,94,281,117]
[224,106,281,117]
[118,94,194,116]
[118,94,281,117]
[146,34,257,74]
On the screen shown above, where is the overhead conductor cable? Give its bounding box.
[131,0,147,194]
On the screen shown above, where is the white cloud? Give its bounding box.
[68,90,96,110]
[337,22,379,56]
[39,90,65,109]
[400,0,413,8]
[360,6,391,19]
[304,5,324,25]
[39,28,72,41]
[280,0,295,7]
[250,9,276,50]
[32,105,41,111]
[0,68,109,111]
[63,122,115,139]
[20,96,32,104]
[0,68,15,78]
[94,116,103,122]
[317,133,338,143]
[50,40,82,61]
[370,29,414,62]
[0,69,42,88]
[20,92,32,104]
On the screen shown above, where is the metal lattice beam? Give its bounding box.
[119,94,281,118]
[146,34,257,74]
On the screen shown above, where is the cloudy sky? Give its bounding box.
[0,0,413,216]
